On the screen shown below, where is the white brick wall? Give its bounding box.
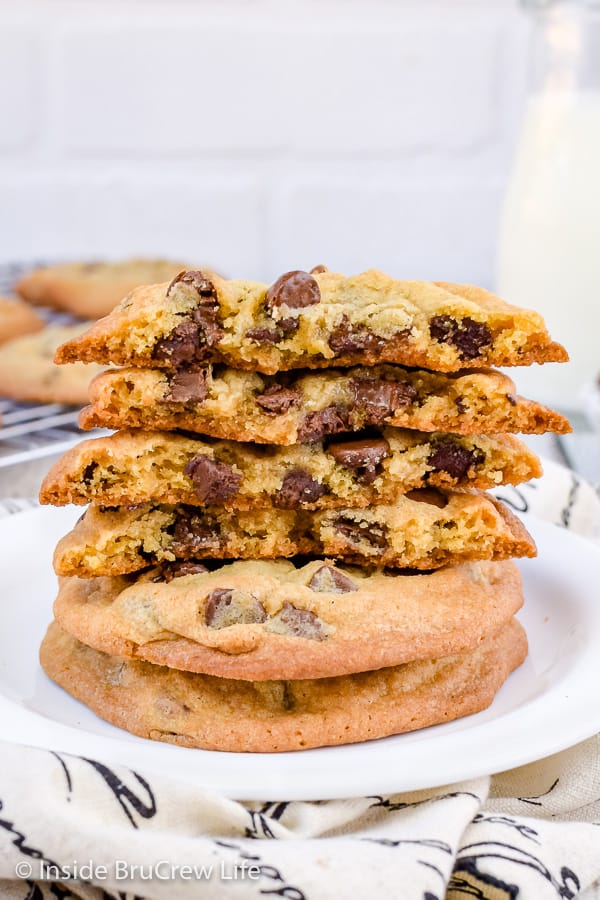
[0,0,530,285]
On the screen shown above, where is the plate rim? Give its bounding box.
[1,505,600,801]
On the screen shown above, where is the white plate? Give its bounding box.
[1,506,599,801]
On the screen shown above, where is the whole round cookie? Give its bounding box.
[16,259,198,320]
[40,619,528,753]
[0,297,44,345]
[0,324,106,405]
[53,558,524,680]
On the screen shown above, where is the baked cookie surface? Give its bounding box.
[40,428,542,510]
[0,324,106,405]
[55,268,567,374]
[79,364,571,442]
[0,297,44,345]
[16,259,195,320]
[53,558,524,680]
[39,619,528,752]
[53,490,536,577]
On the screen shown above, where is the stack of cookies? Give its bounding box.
[39,268,569,752]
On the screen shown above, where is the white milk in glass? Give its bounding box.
[497,91,600,411]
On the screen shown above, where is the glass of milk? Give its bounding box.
[497,0,600,413]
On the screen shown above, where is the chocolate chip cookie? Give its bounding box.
[16,259,198,320]
[54,268,568,374]
[39,618,528,752]
[79,364,570,442]
[0,297,44,345]
[52,489,536,577]
[40,428,542,510]
[0,324,106,405]
[53,558,524,680]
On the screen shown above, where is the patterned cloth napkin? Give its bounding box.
[0,460,599,900]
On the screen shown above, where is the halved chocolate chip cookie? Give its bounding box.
[55,267,567,374]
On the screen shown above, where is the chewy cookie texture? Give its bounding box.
[40,429,542,510]
[53,489,536,578]
[53,558,525,680]
[79,364,570,441]
[39,619,528,753]
[55,268,568,374]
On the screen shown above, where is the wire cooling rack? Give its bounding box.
[0,262,103,477]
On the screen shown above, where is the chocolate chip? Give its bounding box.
[246,327,281,345]
[167,369,208,403]
[297,406,349,442]
[273,470,327,509]
[185,455,242,504]
[506,393,517,406]
[171,510,221,557]
[428,441,482,480]
[154,274,223,365]
[205,588,267,628]
[167,270,217,302]
[155,560,210,583]
[327,437,390,484]
[82,461,98,484]
[351,378,417,425]
[193,305,223,348]
[246,317,299,345]
[405,488,448,508]
[269,602,327,641]
[429,315,492,360]
[328,315,387,355]
[255,384,302,415]
[153,317,208,366]
[308,565,358,593]
[266,270,321,312]
[333,516,389,549]
[309,264,328,274]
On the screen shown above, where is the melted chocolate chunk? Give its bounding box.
[153,317,208,366]
[167,369,208,403]
[82,461,98,484]
[429,315,492,360]
[171,510,221,557]
[333,516,389,549]
[297,406,349,442]
[167,270,217,301]
[273,470,327,509]
[405,488,448,508]
[351,378,417,425]
[266,270,321,312]
[185,455,242,504]
[255,384,302,415]
[270,602,327,641]
[246,317,299,345]
[205,588,267,628]
[154,272,223,365]
[308,565,358,593]
[428,441,482,480]
[193,305,224,347]
[506,393,517,406]
[154,560,210,583]
[327,437,390,484]
[328,315,387,355]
